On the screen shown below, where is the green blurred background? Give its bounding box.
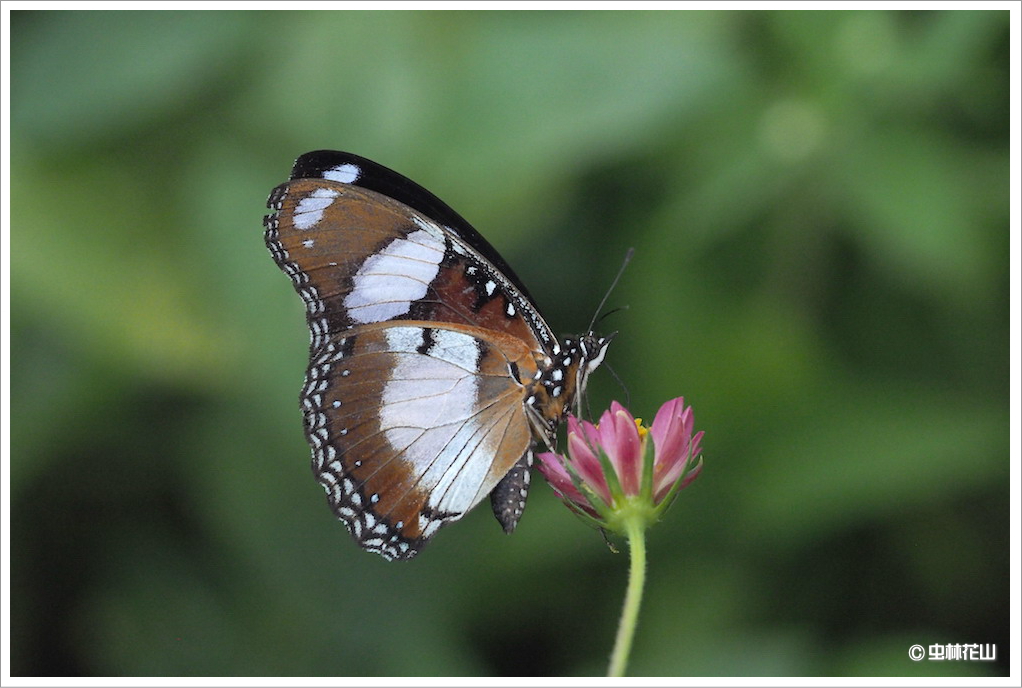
[9,9,1010,677]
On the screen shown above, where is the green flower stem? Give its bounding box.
[607,515,647,677]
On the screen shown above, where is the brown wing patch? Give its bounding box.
[301,321,536,559]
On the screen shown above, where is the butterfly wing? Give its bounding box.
[265,170,558,356]
[303,322,539,560]
[264,152,562,559]
[289,150,541,307]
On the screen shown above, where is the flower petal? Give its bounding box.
[565,416,599,465]
[689,429,704,463]
[535,451,588,505]
[599,401,643,495]
[655,455,702,503]
[651,400,705,501]
[566,419,613,504]
[650,398,691,469]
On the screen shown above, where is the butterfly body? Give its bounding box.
[264,151,610,560]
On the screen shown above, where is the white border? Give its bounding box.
[2,3,1019,686]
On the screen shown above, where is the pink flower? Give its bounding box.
[536,398,703,533]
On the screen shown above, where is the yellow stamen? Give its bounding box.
[634,418,647,439]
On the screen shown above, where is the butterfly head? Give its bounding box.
[537,332,613,421]
[573,331,614,415]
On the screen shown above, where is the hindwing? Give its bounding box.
[301,322,538,560]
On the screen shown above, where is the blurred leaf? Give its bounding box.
[734,382,1007,548]
[12,11,253,146]
[10,154,231,388]
[838,126,1006,306]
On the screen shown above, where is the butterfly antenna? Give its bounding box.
[597,304,630,328]
[587,247,635,333]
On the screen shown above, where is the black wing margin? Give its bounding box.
[289,150,540,309]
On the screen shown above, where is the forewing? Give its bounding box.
[289,150,541,306]
[264,169,556,355]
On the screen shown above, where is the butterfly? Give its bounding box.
[263,151,611,560]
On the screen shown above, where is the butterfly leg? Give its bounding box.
[489,450,533,534]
